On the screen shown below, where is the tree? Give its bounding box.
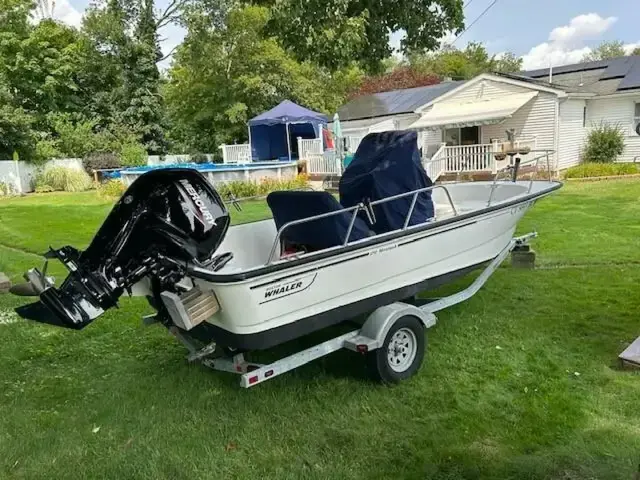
[83,0,168,153]
[631,46,640,56]
[583,41,626,62]
[408,42,522,80]
[254,0,465,73]
[3,20,83,121]
[0,84,37,160]
[166,5,362,152]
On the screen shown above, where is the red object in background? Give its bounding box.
[323,127,334,149]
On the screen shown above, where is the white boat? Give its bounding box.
[12,131,561,386]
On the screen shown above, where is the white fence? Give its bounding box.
[297,138,323,160]
[423,145,447,182]
[421,137,538,175]
[442,144,495,173]
[307,151,342,175]
[345,135,366,154]
[0,158,85,194]
[219,144,252,164]
[0,154,223,194]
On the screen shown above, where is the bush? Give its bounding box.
[564,163,639,179]
[120,142,147,167]
[216,175,309,199]
[83,152,122,176]
[34,138,62,163]
[97,179,126,198]
[34,184,55,193]
[0,181,17,196]
[34,167,93,192]
[583,123,625,163]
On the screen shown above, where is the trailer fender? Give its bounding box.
[343,302,436,352]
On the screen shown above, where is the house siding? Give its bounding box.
[557,99,587,169]
[480,91,558,167]
[586,95,640,162]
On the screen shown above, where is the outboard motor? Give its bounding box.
[13,169,230,330]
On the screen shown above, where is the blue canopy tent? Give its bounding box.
[248,100,329,161]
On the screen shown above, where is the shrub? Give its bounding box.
[120,142,147,167]
[34,138,62,163]
[583,123,625,163]
[564,163,639,179]
[97,179,126,198]
[34,184,55,193]
[34,167,92,192]
[216,175,310,199]
[0,181,17,196]
[83,152,122,176]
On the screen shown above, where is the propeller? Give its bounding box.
[9,282,40,297]
[8,263,55,297]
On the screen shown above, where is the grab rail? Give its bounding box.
[487,149,553,206]
[266,184,458,264]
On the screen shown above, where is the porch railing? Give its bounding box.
[219,144,251,164]
[443,144,495,173]
[423,144,447,182]
[307,151,342,175]
[345,135,366,153]
[297,138,323,160]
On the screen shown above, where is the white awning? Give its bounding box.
[408,91,539,130]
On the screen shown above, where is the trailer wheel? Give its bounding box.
[367,316,426,384]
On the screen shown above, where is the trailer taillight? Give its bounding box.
[248,375,259,385]
[356,344,368,354]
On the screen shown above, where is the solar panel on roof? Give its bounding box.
[601,57,632,80]
[617,61,640,90]
[337,82,464,121]
[523,59,610,78]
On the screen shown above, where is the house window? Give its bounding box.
[634,102,640,136]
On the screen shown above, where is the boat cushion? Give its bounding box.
[339,131,435,234]
[266,191,372,250]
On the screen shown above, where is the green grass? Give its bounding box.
[1,182,640,479]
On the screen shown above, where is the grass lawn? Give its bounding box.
[0,181,639,479]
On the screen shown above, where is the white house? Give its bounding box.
[334,81,464,155]
[331,56,640,180]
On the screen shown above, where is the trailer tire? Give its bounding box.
[367,315,426,384]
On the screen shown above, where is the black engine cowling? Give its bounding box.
[15,168,230,329]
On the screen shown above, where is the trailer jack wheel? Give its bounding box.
[367,315,426,384]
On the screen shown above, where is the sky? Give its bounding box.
[48,0,640,71]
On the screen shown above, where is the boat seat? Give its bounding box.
[266,191,373,251]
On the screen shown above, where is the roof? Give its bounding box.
[337,81,465,122]
[248,100,328,126]
[408,91,539,130]
[519,55,640,95]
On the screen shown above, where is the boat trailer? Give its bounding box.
[157,232,537,388]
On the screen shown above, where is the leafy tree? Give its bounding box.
[408,42,522,80]
[82,0,168,153]
[166,5,362,152]
[254,0,465,73]
[3,20,83,121]
[0,84,37,160]
[582,41,626,62]
[631,46,640,56]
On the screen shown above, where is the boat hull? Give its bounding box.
[184,199,535,350]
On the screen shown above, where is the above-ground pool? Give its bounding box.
[118,161,299,187]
